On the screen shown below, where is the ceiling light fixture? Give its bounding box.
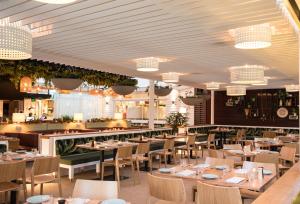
[0,18,32,60]
[205,82,222,90]
[229,65,267,84]
[232,23,272,49]
[34,0,77,4]
[136,57,160,72]
[252,77,271,86]
[226,85,246,96]
[161,72,180,83]
[285,84,299,92]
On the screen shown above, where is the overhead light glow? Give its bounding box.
[232,23,272,49]
[285,84,299,92]
[161,72,180,83]
[229,65,267,84]
[252,77,271,86]
[136,57,160,72]
[0,18,32,60]
[226,85,246,96]
[205,82,222,90]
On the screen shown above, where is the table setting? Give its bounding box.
[155,159,275,191]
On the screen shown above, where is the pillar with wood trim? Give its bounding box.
[210,90,215,124]
[148,80,155,130]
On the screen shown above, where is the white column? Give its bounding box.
[148,80,155,130]
[210,90,215,125]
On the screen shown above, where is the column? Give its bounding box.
[210,90,215,125]
[148,80,155,130]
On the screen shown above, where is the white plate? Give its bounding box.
[263,169,272,175]
[101,199,126,204]
[202,174,219,180]
[215,165,227,170]
[159,168,171,173]
[26,195,50,204]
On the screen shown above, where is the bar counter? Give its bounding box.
[253,162,300,204]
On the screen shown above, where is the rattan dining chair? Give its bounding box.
[207,149,224,158]
[133,142,152,181]
[196,181,242,204]
[176,135,197,162]
[254,152,279,176]
[28,156,62,196]
[0,161,27,204]
[284,143,300,161]
[101,145,136,188]
[147,173,186,204]
[278,146,296,174]
[152,139,176,168]
[196,134,217,157]
[205,157,234,169]
[72,179,118,200]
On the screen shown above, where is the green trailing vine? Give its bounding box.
[0,59,137,88]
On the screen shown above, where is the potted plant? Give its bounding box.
[166,112,188,133]
[111,78,138,96]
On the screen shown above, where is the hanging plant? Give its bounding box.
[154,84,172,97]
[111,78,138,96]
[180,90,210,106]
[0,59,137,89]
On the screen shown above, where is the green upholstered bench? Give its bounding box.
[59,151,114,180]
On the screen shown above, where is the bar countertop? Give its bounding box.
[252,162,300,204]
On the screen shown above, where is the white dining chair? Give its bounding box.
[72,179,118,200]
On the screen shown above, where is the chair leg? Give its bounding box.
[136,158,140,182]
[131,160,136,185]
[158,155,161,168]
[173,152,177,164]
[31,181,34,196]
[40,184,43,195]
[115,164,120,191]
[149,156,153,173]
[58,180,62,197]
[23,179,27,200]
[4,191,8,204]
[164,154,167,168]
[69,167,74,181]
[101,164,105,180]
[96,163,100,176]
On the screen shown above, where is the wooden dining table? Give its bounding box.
[209,128,235,148]
[154,163,276,192]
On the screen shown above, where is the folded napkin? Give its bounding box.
[176,170,195,177]
[225,177,245,184]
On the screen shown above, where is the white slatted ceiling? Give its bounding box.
[0,0,298,88]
